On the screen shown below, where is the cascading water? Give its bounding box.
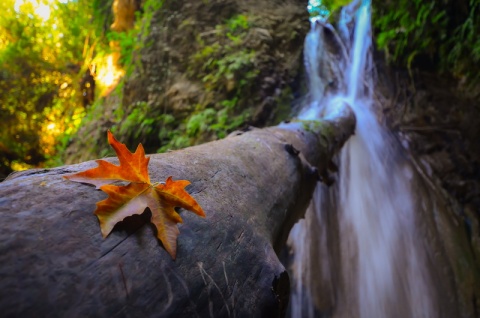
[289,0,436,317]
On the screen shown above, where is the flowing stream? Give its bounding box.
[289,1,436,317]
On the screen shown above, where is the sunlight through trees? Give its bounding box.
[0,0,93,176]
[0,0,130,177]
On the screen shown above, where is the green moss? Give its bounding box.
[273,87,294,124]
[294,119,325,133]
[283,119,331,149]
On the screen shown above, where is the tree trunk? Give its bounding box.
[0,104,355,317]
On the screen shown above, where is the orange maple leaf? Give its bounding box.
[64,131,205,259]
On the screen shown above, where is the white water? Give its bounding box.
[289,1,435,317]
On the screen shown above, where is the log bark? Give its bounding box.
[0,104,355,317]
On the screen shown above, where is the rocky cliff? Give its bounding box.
[64,0,309,163]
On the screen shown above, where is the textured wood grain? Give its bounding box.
[0,104,355,317]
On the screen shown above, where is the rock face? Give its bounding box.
[65,0,309,164]
[377,65,480,219]
[376,63,480,316]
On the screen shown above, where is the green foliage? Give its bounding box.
[373,0,480,82]
[312,0,480,82]
[109,100,189,154]
[374,1,446,67]
[92,0,114,36]
[190,14,258,91]
[156,96,250,153]
[108,0,163,74]
[107,30,139,69]
[184,98,249,140]
[60,0,165,160]
[186,108,217,137]
[226,14,249,32]
[39,6,286,162]
[151,13,259,153]
[308,0,350,20]
[188,14,257,128]
[200,50,258,91]
[0,0,93,176]
[0,0,170,175]
[157,127,191,153]
[138,0,164,43]
[114,101,173,143]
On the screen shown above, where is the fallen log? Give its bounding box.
[0,103,355,317]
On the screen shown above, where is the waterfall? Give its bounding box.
[288,1,436,317]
